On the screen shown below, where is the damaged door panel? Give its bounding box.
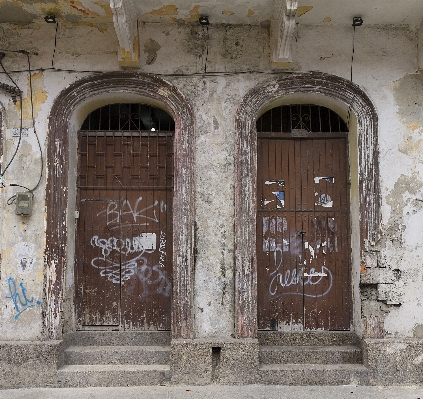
[76,104,174,331]
[257,105,351,331]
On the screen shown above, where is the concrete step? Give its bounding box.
[258,331,359,346]
[260,345,362,364]
[64,345,171,365]
[57,364,170,387]
[258,363,369,385]
[64,331,171,347]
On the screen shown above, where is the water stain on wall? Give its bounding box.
[14,72,47,123]
[146,5,178,17]
[297,6,313,17]
[393,74,423,161]
[144,38,161,65]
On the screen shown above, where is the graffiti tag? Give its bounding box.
[6,277,41,320]
[268,247,333,298]
[96,197,165,229]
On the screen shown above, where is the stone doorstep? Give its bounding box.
[64,345,171,365]
[258,363,369,385]
[58,332,172,387]
[257,332,368,385]
[257,331,360,346]
[259,345,363,364]
[62,331,171,347]
[57,364,170,388]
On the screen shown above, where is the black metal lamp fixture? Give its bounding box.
[44,15,56,23]
[199,16,209,26]
[352,17,363,27]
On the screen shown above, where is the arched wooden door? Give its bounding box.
[257,105,351,331]
[75,103,174,330]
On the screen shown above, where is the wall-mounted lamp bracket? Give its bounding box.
[44,15,56,23]
[352,17,363,27]
[199,16,209,26]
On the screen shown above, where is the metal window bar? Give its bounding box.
[257,104,348,133]
[81,103,175,132]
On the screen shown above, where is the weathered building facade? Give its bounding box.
[1,0,423,388]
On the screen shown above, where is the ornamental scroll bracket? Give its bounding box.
[271,0,298,65]
[110,0,139,66]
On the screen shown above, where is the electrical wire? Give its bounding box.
[0,51,43,204]
[26,51,43,192]
[51,22,59,68]
[350,24,356,82]
[346,22,359,130]
[0,56,23,177]
[204,25,209,74]
[0,66,297,77]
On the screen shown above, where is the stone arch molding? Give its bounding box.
[45,72,195,340]
[234,71,380,338]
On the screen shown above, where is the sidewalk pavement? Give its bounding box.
[1,385,423,399]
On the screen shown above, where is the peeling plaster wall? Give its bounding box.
[0,19,422,341]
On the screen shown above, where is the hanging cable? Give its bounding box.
[0,51,43,204]
[0,54,23,176]
[25,51,43,192]
[52,22,59,68]
[350,17,363,82]
[204,25,209,74]
[347,17,363,129]
[350,26,355,82]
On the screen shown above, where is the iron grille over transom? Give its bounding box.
[257,104,349,134]
[81,103,175,132]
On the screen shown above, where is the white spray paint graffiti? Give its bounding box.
[262,216,289,252]
[96,197,165,229]
[263,216,336,298]
[14,242,36,274]
[268,246,333,298]
[159,231,166,268]
[90,251,171,296]
[89,197,170,296]
[91,233,156,256]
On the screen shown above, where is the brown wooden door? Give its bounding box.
[257,136,351,331]
[76,131,173,330]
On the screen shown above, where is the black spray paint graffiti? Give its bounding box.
[6,277,41,320]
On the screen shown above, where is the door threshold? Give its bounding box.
[79,326,121,331]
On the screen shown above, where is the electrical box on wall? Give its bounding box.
[15,192,33,216]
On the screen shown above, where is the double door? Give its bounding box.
[257,136,351,331]
[76,131,173,330]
